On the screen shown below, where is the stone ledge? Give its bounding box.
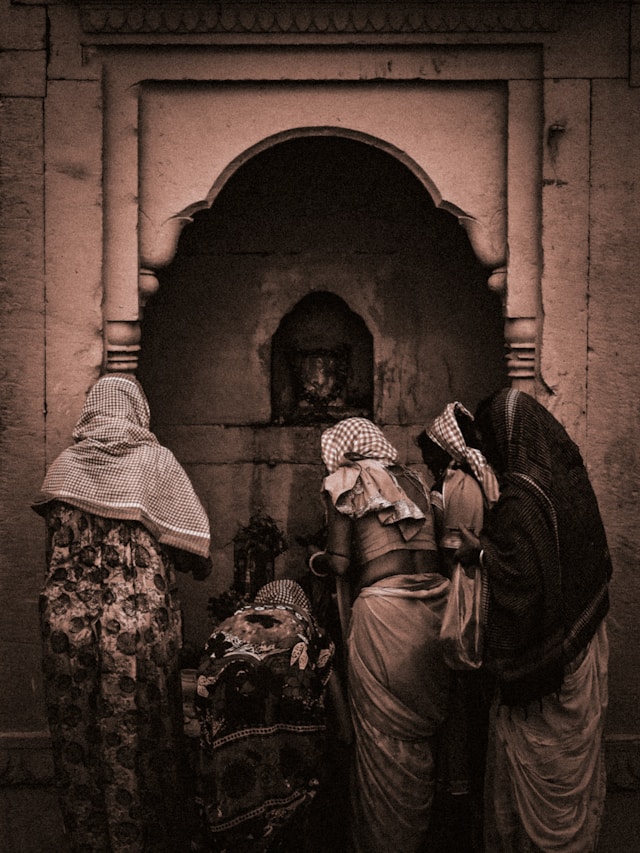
[1,729,639,788]
[605,737,640,792]
[0,733,55,786]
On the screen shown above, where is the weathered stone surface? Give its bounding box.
[0,97,46,732]
[589,78,640,736]
[0,0,45,50]
[632,3,640,87]
[544,2,629,80]
[0,780,68,853]
[540,77,590,445]
[44,80,105,459]
[0,50,46,97]
[0,733,54,786]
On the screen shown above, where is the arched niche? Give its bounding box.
[139,126,506,287]
[137,133,508,427]
[271,291,374,425]
[102,61,541,388]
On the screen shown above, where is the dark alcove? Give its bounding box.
[271,291,374,424]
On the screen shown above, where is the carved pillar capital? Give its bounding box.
[458,215,506,270]
[103,269,161,370]
[139,268,160,306]
[487,266,507,296]
[504,316,537,390]
[139,215,190,271]
[105,321,141,373]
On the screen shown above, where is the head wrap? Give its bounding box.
[254,579,312,614]
[426,401,500,506]
[321,416,398,473]
[473,388,611,705]
[34,374,211,557]
[321,417,427,538]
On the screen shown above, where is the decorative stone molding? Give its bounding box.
[487,266,507,296]
[105,320,141,372]
[97,43,537,380]
[136,123,508,299]
[457,214,506,270]
[80,3,565,37]
[504,316,536,383]
[138,267,160,307]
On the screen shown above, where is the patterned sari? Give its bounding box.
[40,502,191,853]
[194,581,334,852]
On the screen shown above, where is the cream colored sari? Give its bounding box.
[348,574,451,853]
[485,622,609,852]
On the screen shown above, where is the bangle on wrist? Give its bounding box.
[479,549,485,567]
[308,550,329,577]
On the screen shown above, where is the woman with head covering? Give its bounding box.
[312,417,450,853]
[417,402,499,851]
[417,400,499,576]
[456,388,611,852]
[193,578,336,852]
[33,373,212,853]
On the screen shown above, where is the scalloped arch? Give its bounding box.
[156,127,504,272]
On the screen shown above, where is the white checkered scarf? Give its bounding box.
[38,374,211,556]
[253,579,322,638]
[321,417,398,473]
[254,579,312,613]
[426,401,500,506]
[321,418,427,536]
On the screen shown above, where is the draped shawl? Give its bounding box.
[33,374,211,557]
[475,388,611,706]
[426,401,500,506]
[321,418,428,541]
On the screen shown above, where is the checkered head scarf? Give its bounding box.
[254,579,312,614]
[321,417,398,474]
[36,374,211,556]
[426,401,500,506]
[321,418,428,537]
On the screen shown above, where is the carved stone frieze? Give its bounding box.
[79,3,565,37]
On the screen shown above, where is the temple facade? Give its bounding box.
[2,1,640,845]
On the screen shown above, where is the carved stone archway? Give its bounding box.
[97,46,541,389]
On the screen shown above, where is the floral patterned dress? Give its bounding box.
[194,596,335,852]
[40,501,191,853]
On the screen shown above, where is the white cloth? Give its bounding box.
[35,374,210,557]
[487,621,609,852]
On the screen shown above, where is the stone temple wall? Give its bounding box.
[1,3,640,842]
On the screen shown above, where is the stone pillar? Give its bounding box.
[104,269,160,372]
[504,317,537,388]
[502,80,544,394]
